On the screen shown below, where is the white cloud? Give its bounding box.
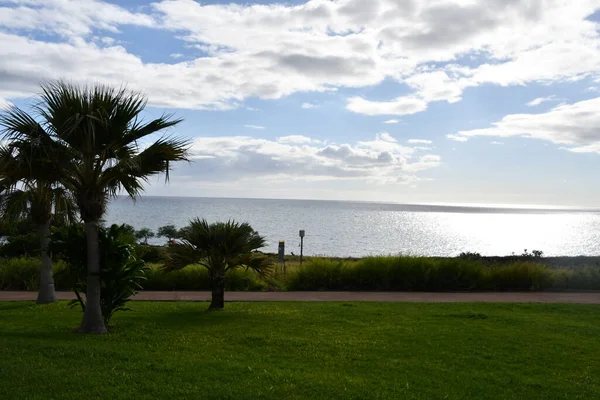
[378,132,397,143]
[450,97,600,151]
[383,119,399,124]
[346,95,428,116]
[244,124,265,130]
[491,141,504,145]
[99,37,116,46]
[407,139,432,144]
[301,102,318,109]
[0,0,598,113]
[185,133,440,184]
[0,0,154,38]
[170,53,184,59]
[277,135,315,144]
[447,134,468,142]
[526,96,558,107]
[563,143,600,154]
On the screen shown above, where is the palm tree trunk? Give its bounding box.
[36,221,56,304]
[78,221,107,334]
[209,273,225,310]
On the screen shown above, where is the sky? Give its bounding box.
[1,0,600,207]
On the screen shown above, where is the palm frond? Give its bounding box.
[4,80,189,222]
[100,135,190,197]
[0,105,45,142]
[0,189,31,222]
[164,218,268,274]
[162,241,204,271]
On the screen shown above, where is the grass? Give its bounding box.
[285,257,600,291]
[0,302,599,399]
[2,255,600,292]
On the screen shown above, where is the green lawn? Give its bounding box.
[0,302,599,399]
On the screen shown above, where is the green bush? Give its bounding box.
[0,257,68,290]
[135,245,165,263]
[50,224,149,325]
[482,262,553,291]
[285,257,600,292]
[286,257,483,291]
[0,234,39,258]
[0,257,40,290]
[285,259,346,291]
[550,266,600,290]
[144,264,268,291]
[3,255,600,293]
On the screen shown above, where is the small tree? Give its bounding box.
[157,224,178,241]
[0,143,76,304]
[163,218,271,310]
[51,223,148,326]
[135,228,155,245]
[1,81,189,333]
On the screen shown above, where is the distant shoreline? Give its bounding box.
[112,195,600,214]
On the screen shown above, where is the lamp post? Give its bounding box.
[278,240,285,274]
[299,230,305,265]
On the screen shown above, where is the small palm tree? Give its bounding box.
[163,218,272,310]
[1,81,190,333]
[0,142,76,304]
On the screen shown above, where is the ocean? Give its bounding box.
[104,196,600,257]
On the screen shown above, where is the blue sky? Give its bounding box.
[1,0,600,206]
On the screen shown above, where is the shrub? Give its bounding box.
[3,254,600,294]
[0,257,68,290]
[459,252,482,261]
[285,258,347,290]
[549,266,600,290]
[482,262,553,291]
[286,257,567,292]
[50,224,149,325]
[135,245,165,263]
[0,257,40,290]
[0,234,39,258]
[144,264,268,291]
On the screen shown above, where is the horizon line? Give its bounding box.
[115,195,600,211]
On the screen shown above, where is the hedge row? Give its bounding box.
[1,256,599,292]
[284,257,600,291]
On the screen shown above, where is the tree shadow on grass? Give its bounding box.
[0,303,278,340]
[0,302,35,312]
[122,307,256,331]
[0,328,89,342]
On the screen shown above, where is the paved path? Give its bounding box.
[2,291,600,304]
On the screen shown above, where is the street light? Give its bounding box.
[299,230,305,265]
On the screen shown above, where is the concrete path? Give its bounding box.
[2,291,600,304]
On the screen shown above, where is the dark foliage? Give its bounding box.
[50,223,148,325]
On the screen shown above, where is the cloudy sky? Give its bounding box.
[1,0,600,207]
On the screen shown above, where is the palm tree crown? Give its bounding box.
[0,137,77,304]
[1,81,188,221]
[0,81,190,332]
[164,218,271,310]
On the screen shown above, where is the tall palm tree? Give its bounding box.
[0,81,190,333]
[0,142,76,304]
[163,218,272,310]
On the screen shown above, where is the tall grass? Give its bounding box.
[284,257,600,291]
[143,264,270,291]
[2,256,599,292]
[0,257,68,290]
